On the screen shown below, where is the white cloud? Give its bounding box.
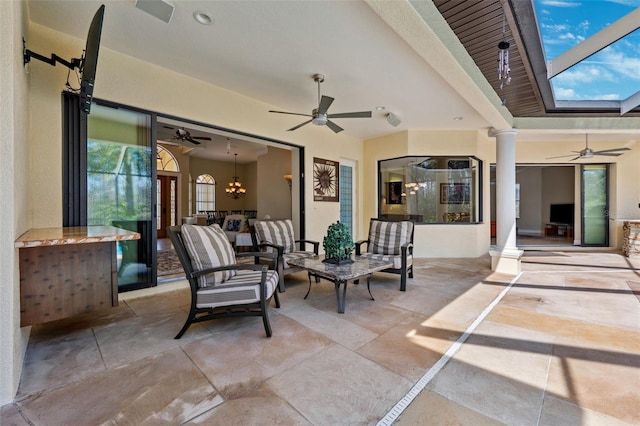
[540,0,581,6]
[595,93,620,100]
[554,87,577,99]
[553,65,615,86]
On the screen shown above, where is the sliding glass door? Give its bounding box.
[581,164,608,246]
[87,104,156,291]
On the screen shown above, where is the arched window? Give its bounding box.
[157,145,179,172]
[196,174,215,213]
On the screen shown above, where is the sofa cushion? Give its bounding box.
[181,224,237,288]
[196,269,278,309]
[359,252,413,270]
[254,219,296,254]
[367,220,413,255]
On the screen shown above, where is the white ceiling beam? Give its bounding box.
[620,90,640,115]
[547,8,640,79]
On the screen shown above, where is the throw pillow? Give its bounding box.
[368,220,413,255]
[181,224,237,287]
[226,219,242,232]
[254,220,295,254]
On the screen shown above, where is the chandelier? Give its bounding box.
[226,153,246,199]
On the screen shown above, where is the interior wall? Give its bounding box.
[1,0,31,405]
[189,156,255,213]
[541,167,574,224]
[257,147,292,219]
[516,167,542,235]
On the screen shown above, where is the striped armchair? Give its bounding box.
[167,224,280,339]
[355,219,414,291]
[250,219,319,292]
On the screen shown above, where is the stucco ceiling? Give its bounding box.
[26,0,640,157]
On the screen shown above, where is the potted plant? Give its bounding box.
[322,221,354,265]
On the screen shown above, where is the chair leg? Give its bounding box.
[400,268,407,292]
[262,310,273,337]
[409,264,414,278]
[174,314,193,339]
[277,263,286,293]
[272,287,281,308]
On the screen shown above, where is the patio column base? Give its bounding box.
[490,246,524,275]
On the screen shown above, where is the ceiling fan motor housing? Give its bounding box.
[311,108,328,126]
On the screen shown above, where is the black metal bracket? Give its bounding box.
[23,37,82,70]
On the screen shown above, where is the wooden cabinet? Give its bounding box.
[544,223,574,238]
[16,226,139,326]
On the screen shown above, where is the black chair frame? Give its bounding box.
[167,226,280,339]
[249,223,319,293]
[354,219,415,291]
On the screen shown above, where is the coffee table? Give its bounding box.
[286,255,393,313]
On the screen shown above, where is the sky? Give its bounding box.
[533,0,640,101]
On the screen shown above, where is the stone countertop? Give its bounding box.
[15,226,140,248]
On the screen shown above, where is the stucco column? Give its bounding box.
[489,128,523,274]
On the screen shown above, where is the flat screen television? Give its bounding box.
[22,4,104,115]
[550,203,574,224]
[79,5,105,114]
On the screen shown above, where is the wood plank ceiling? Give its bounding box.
[433,0,545,117]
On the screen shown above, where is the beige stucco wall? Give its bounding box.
[26,22,363,248]
[257,147,293,219]
[1,0,32,405]
[364,130,491,258]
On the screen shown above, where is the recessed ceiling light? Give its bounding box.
[453,116,463,121]
[375,106,385,111]
[193,11,213,25]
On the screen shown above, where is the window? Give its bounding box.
[156,145,179,172]
[379,156,481,224]
[196,174,215,212]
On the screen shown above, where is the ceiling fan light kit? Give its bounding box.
[269,73,372,133]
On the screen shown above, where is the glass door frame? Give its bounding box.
[84,99,158,292]
[580,163,609,247]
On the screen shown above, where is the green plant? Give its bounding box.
[323,221,354,263]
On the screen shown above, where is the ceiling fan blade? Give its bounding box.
[317,96,334,115]
[327,111,372,119]
[192,136,212,140]
[325,120,344,133]
[569,156,581,161]
[288,119,313,131]
[593,152,622,156]
[185,138,201,145]
[269,110,312,118]
[592,147,630,154]
[546,154,576,159]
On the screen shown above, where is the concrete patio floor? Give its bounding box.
[2,251,639,425]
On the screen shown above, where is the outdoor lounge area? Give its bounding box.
[5,1,640,422]
[3,251,639,424]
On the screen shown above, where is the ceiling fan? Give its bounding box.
[166,127,211,145]
[547,135,630,161]
[269,73,372,133]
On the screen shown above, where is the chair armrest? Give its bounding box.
[295,239,320,254]
[190,263,269,279]
[354,239,369,255]
[400,242,414,256]
[237,251,277,268]
[256,242,285,257]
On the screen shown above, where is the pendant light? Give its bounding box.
[226,153,246,199]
